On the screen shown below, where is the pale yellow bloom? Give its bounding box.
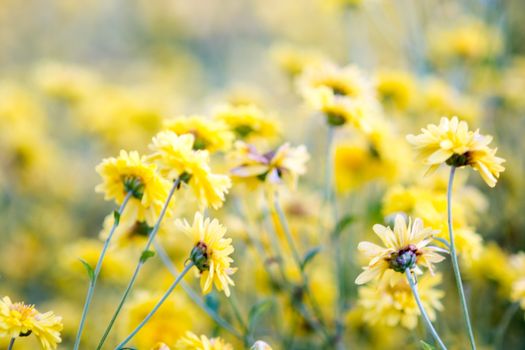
[214,104,280,142]
[407,116,505,187]
[355,215,445,285]
[176,212,236,296]
[95,150,171,225]
[176,331,233,350]
[149,131,231,209]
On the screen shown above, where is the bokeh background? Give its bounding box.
[1,0,525,349]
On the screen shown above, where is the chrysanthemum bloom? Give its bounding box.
[176,212,236,296]
[213,104,280,142]
[358,272,444,329]
[0,297,62,350]
[374,69,416,112]
[176,332,233,350]
[149,131,231,209]
[229,142,309,190]
[355,215,445,285]
[164,115,234,152]
[298,62,376,129]
[95,150,171,225]
[407,116,505,187]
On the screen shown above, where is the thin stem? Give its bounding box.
[74,191,133,350]
[405,269,448,350]
[273,192,302,269]
[114,262,194,349]
[153,239,242,339]
[447,166,477,350]
[7,338,15,350]
[97,178,180,350]
[494,302,519,349]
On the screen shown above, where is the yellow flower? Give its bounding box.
[358,272,444,329]
[298,62,376,129]
[176,212,236,296]
[229,141,309,190]
[271,44,326,77]
[164,115,234,152]
[374,69,416,111]
[176,332,233,350]
[149,131,231,209]
[355,215,445,285]
[95,150,171,225]
[0,297,62,350]
[213,104,280,142]
[407,116,505,187]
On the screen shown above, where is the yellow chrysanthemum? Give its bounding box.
[358,271,444,329]
[375,69,416,111]
[355,215,446,285]
[95,150,171,225]
[407,116,505,187]
[149,131,231,209]
[176,212,236,296]
[298,62,376,129]
[0,297,62,350]
[213,104,280,142]
[229,141,309,190]
[164,115,234,152]
[176,332,233,350]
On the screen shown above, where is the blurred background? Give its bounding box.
[1,0,525,349]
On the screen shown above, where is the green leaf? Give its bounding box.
[248,299,273,333]
[301,246,321,270]
[113,210,121,225]
[79,259,95,282]
[420,340,436,350]
[332,214,355,238]
[140,250,155,263]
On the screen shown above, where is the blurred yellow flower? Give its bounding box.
[355,215,445,285]
[176,212,236,296]
[358,272,444,329]
[149,131,231,209]
[374,69,416,111]
[164,115,234,152]
[230,141,309,190]
[407,116,505,187]
[95,150,170,225]
[271,43,326,77]
[0,297,62,350]
[176,332,233,350]
[214,104,280,142]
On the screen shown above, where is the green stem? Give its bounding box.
[74,191,133,350]
[96,178,180,350]
[7,338,15,350]
[114,262,194,349]
[447,166,477,350]
[405,269,448,350]
[494,302,519,349]
[153,239,242,339]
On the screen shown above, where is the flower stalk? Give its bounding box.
[97,177,181,350]
[7,338,15,350]
[73,190,133,350]
[405,269,447,350]
[114,262,194,349]
[447,166,477,350]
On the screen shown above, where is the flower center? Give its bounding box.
[446,152,472,167]
[388,244,419,273]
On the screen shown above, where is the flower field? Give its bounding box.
[1,0,525,349]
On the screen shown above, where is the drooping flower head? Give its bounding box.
[298,62,376,130]
[213,104,280,142]
[358,272,444,329]
[176,212,236,296]
[149,131,231,209]
[95,150,170,225]
[0,296,62,350]
[229,141,309,190]
[176,332,233,350]
[407,116,505,187]
[164,115,234,152]
[355,215,446,285]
